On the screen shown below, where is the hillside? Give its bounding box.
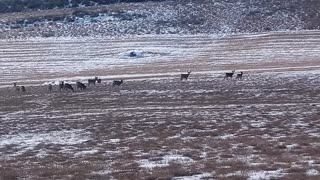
[0,0,320,39]
[0,0,164,13]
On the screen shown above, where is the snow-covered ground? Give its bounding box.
[1,30,320,88]
[0,30,320,179]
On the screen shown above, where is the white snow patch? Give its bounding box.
[0,129,90,156]
[286,144,299,150]
[218,134,235,140]
[172,172,213,180]
[306,169,319,176]
[92,169,112,175]
[138,154,194,169]
[248,169,284,180]
[74,149,98,156]
[109,139,121,143]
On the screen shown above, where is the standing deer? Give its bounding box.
[64,83,74,92]
[96,78,102,84]
[76,82,87,90]
[236,72,243,80]
[224,70,236,80]
[180,71,191,81]
[88,77,99,86]
[48,84,53,92]
[113,80,123,86]
[13,82,20,92]
[21,86,26,93]
[59,81,64,92]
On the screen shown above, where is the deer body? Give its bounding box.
[48,84,52,92]
[236,72,243,80]
[181,71,191,81]
[76,82,87,90]
[113,80,123,86]
[64,83,74,92]
[88,77,101,86]
[88,77,97,86]
[21,86,26,93]
[224,70,236,80]
[59,81,64,92]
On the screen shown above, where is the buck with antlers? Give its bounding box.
[180,71,191,81]
[224,70,236,80]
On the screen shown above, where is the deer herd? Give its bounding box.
[12,70,244,93]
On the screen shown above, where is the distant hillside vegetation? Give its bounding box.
[0,0,164,13]
[0,0,320,39]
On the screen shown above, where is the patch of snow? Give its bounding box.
[224,171,243,177]
[74,149,98,156]
[248,169,284,180]
[0,129,91,157]
[306,169,319,176]
[138,154,194,169]
[286,144,299,150]
[172,172,213,180]
[218,134,235,140]
[92,169,112,175]
[109,139,121,143]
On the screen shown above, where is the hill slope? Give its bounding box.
[0,0,319,39]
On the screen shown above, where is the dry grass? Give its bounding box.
[1,69,320,179]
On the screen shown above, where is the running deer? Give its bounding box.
[236,72,243,80]
[76,82,87,90]
[64,83,74,92]
[224,70,236,80]
[113,80,123,86]
[180,71,191,81]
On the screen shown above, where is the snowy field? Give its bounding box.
[1,31,320,179]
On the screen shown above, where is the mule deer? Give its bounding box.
[76,82,86,90]
[113,80,123,86]
[64,83,74,92]
[181,71,191,81]
[236,72,243,80]
[48,84,53,92]
[13,83,20,92]
[59,81,64,92]
[224,70,236,80]
[88,77,99,86]
[21,86,26,93]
